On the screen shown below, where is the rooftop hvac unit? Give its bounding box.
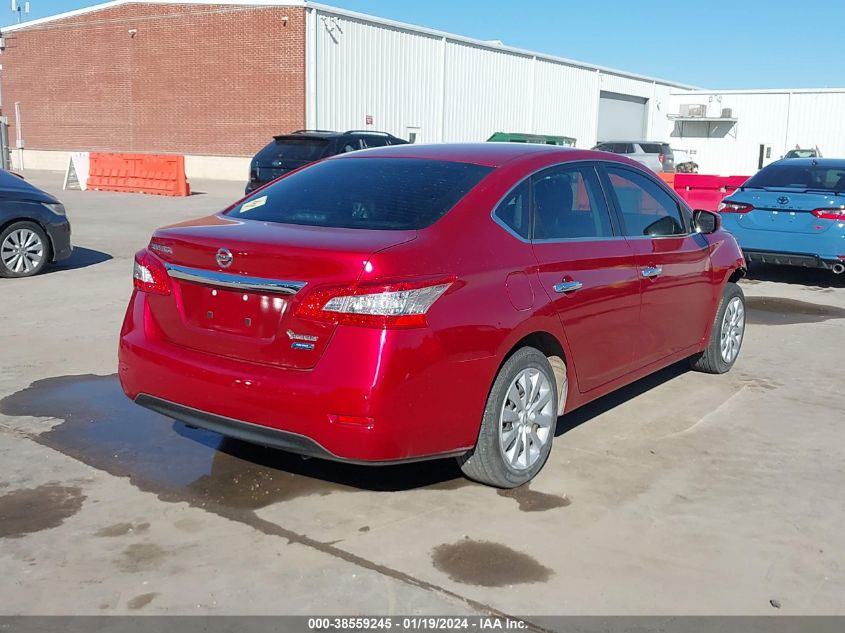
[680,104,707,117]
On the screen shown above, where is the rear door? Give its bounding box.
[529,163,642,393]
[600,163,713,365]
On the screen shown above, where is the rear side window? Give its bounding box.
[612,143,634,154]
[339,139,364,153]
[533,166,613,240]
[745,163,845,191]
[639,143,663,154]
[493,180,530,239]
[605,166,687,236]
[363,135,390,148]
[230,158,493,230]
[255,138,332,163]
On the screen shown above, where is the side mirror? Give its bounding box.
[693,209,720,234]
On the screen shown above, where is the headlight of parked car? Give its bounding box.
[42,202,66,216]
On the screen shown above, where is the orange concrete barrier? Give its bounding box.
[87,153,190,197]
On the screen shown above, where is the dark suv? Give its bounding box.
[246,130,408,193]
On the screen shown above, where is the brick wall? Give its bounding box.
[0,3,306,157]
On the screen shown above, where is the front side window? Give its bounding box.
[229,158,493,231]
[532,166,613,240]
[605,166,687,237]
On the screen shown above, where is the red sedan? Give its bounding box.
[118,144,746,487]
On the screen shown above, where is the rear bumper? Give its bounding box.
[743,250,840,269]
[134,394,466,465]
[118,292,491,463]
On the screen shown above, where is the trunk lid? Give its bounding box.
[732,189,844,235]
[146,214,416,369]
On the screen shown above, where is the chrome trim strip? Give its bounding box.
[165,263,306,295]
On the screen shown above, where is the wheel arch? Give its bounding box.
[0,214,54,262]
[727,266,746,284]
[499,330,570,416]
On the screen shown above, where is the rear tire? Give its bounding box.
[458,347,558,488]
[689,282,746,374]
[0,221,50,278]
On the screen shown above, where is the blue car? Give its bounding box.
[719,158,845,274]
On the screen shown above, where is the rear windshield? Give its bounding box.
[639,143,663,154]
[744,163,845,192]
[255,138,332,164]
[228,158,493,230]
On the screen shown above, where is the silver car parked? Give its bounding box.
[593,141,674,173]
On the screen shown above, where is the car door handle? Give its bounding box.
[641,265,663,279]
[553,280,583,293]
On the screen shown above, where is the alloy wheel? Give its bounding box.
[1,228,44,275]
[498,368,555,471]
[720,296,745,364]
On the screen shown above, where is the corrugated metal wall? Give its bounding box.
[313,13,443,141]
[441,41,534,142]
[666,90,845,175]
[311,8,678,147]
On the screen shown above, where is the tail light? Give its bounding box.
[296,278,454,328]
[658,153,665,164]
[133,249,171,295]
[717,201,754,214]
[811,207,845,220]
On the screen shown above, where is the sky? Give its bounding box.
[5,0,843,89]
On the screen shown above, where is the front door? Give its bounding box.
[601,164,714,366]
[529,163,642,393]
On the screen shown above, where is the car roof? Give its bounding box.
[327,142,602,167]
[600,140,668,145]
[769,158,845,168]
[273,130,399,140]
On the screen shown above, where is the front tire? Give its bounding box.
[690,282,746,374]
[459,347,558,488]
[0,221,50,278]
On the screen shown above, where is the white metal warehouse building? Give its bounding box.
[305,4,692,148]
[3,0,845,178]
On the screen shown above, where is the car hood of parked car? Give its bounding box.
[0,170,58,203]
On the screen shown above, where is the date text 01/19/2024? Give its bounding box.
[306,617,529,630]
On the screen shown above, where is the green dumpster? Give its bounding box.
[487,132,576,147]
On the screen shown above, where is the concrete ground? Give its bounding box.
[1,170,843,618]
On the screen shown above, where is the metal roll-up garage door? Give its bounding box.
[597,91,648,141]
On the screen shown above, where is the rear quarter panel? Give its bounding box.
[361,157,576,446]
